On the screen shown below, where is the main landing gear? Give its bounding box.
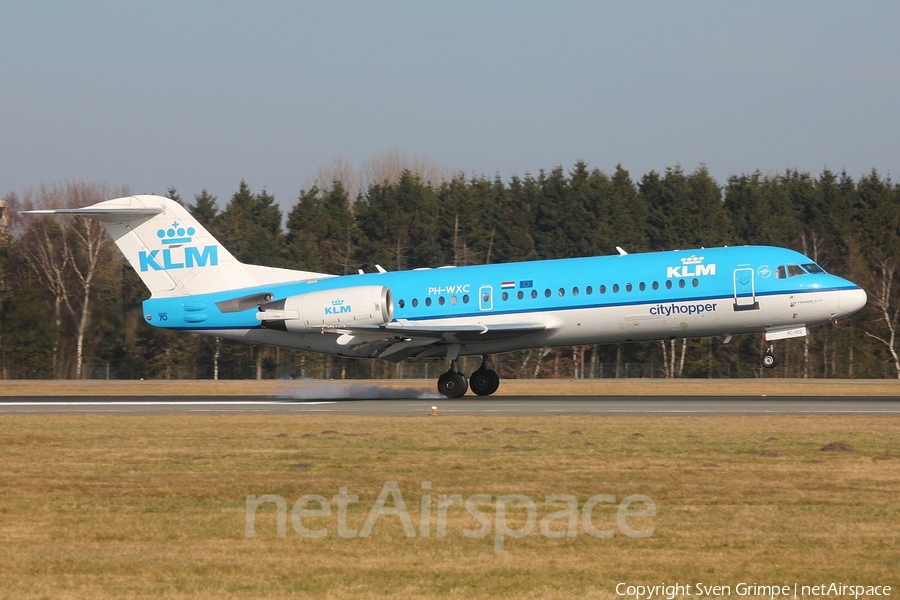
[437,365,468,398]
[437,356,500,398]
[761,344,779,369]
[470,358,501,397]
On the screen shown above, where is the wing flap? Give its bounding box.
[356,321,547,342]
[326,321,551,361]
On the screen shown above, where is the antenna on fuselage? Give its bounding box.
[616,246,628,256]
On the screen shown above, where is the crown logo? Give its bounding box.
[157,221,196,245]
[681,255,704,264]
[331,299,345,306]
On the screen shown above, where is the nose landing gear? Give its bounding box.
[761,344,779,368]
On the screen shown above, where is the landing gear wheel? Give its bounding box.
[438,372,468,398]
[470,368,500,396]
[761,352,779,369]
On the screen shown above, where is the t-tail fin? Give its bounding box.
[23,194,327,297]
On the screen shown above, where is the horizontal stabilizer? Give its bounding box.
[22,195,329,297]
[22,207,163,220]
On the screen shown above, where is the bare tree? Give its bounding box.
[213,337,221,380]
[66,215,113,378]
[21,215,71,376]
[303,152,449,204]
[304,156,362,202]
[20,182,125,378]
[329,228,356,275]
[658,339,688,378]
[799,228,822,378]
[865,258,900,379]
[0,195,13,378]
[363,150,447,189]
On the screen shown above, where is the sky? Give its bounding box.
[2,1,898,210]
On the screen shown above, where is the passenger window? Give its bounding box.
[692,278,699,287]
[586,286,593,295]
[558,288,565,297]
[545,289,551,298]
[462,295,469,304]
[438,296,445,305]
[639,282,646,291]
[600,285,606,294]
[501,292,509,301]
[665,280,673,289]
[398,299,405,308]
[425,297,432,306]
[626,283,633,292]
[679,279,686,288]
[450,296,457,304]
[412,298,419,307]
[613,284,620,293]
[531,290,538,299]
[572,287,579,296]
[652,281,659,290]
[517,291,524,300]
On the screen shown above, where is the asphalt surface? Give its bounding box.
[1,396,899,414]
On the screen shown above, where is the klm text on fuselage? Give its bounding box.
[667,264,716,278]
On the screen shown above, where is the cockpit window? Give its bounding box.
[776,265,810,279]
[802,263,826,274]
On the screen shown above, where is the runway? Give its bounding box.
[1,396,899,414]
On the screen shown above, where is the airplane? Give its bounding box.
[25,194,868,397]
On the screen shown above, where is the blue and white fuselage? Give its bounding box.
[142,245,865,358]
[25,195,867,397]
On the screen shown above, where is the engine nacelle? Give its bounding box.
[256,285,393,332]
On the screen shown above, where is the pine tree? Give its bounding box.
[216,181,285,266]
[166,188,184,206]
[189,190,219,227]
[607,165,648,252]
[493,174,537,263]
[286,182,355,273]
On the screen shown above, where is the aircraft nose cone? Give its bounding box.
[839,288,867,316]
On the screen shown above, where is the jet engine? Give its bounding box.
[256,285,393,332]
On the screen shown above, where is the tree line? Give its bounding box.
[1,162,898,380]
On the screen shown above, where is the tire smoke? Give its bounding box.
[278,378,440,400]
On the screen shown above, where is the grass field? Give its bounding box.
[2,377,900,396]
[0,413,898,599]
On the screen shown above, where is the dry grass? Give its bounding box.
[0,414,898,598]
[2,378,900,396]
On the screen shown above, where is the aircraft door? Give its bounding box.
[479,285,493,311]
[733,268,759,311]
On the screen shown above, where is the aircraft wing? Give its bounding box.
[330,321,552,361]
